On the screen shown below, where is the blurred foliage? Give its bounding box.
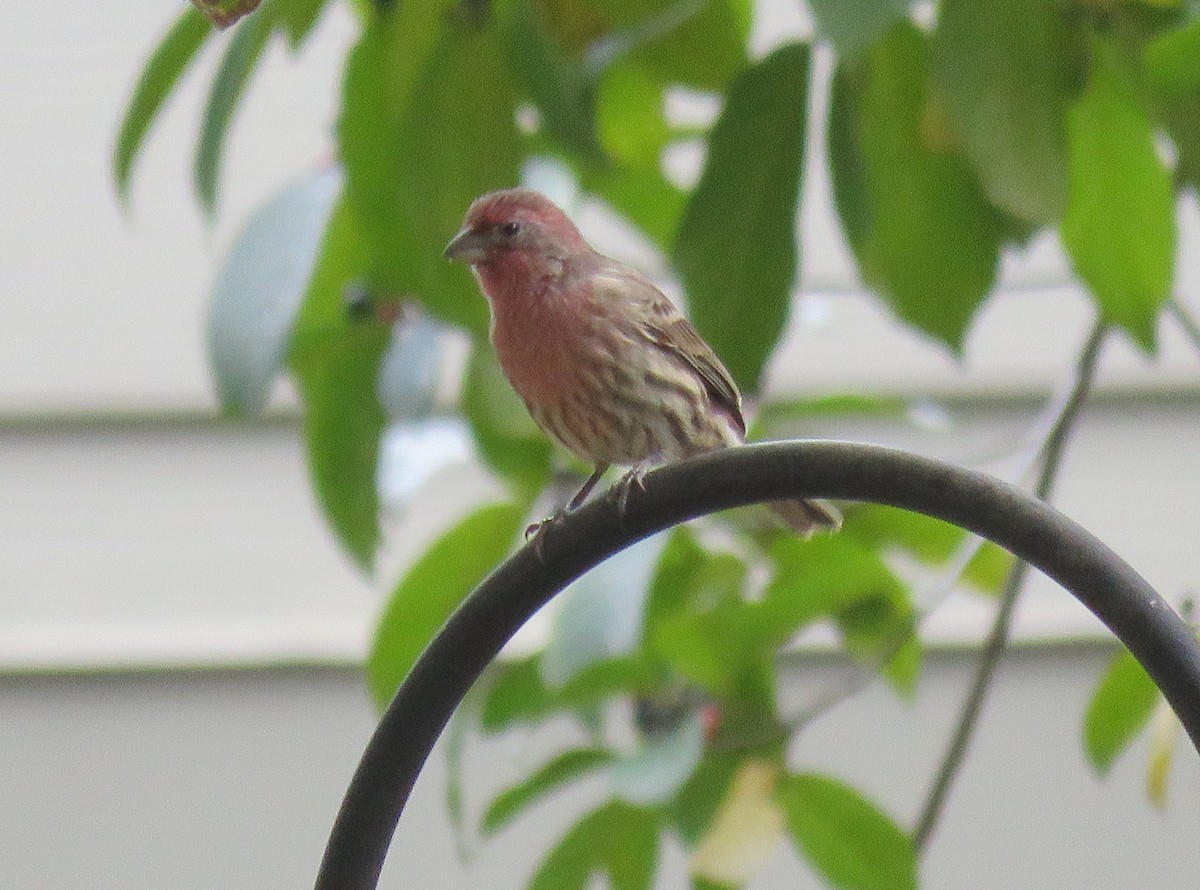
[115,0,1199,886]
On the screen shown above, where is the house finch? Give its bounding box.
[444,188,840,536]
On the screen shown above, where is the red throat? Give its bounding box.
[477,255,583,407]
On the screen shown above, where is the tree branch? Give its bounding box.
[913,320,1108,850]
[315,437,1200,890]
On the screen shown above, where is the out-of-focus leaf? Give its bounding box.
[375,312,446,420]
[845,504,1013,594]
[674,42,811,393]
[462,341,554,495]
[807,0,908,60]
[277,0,327,48]
[288,200,386,572]
[206,169,341,415]
[340,7,522,334]
[542,534,668,687]
[645,529,776,712]
[836,587,921,696]
[689,760,785,886]
[597,62,670,169]
[591,0,750,91]
[671,750,743,846]
[1145,16,1200,187]
[503,0,604,161]
[779,772,918,890]
[829,23,1002,352]
[582,162,687,251]
[192,0,263,28]
[1146,696,1180,807]
[194,1,276,215]
[482,655,651,732]
[1083,647,1160,775]
[483,748,616,835]
[114,7,213,203]
[367,502,525,709]
[751,394,906,440]
[650,554,756,697]
[761,536,902,643]
[932,0,1074,223]
[481,656,549,731]
[1146,17,1200,95]
[529,800,659,890]
[611,712,706,805]
[1062,41,1174,351]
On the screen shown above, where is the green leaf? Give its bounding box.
[367,502,525,709]
[807,0,908,60]
[340,8,522,334]
[114,7,213,203]
[836,588,921,696]
[674,42,811,393]
[483,748,616,835]
[287,200,387,572]
[1062,41,1175,351]
[845,504,1013,595]
[591,0,750,91]
[829,23,1002,351]
[194,2,276,216]
[502,0,604,162]
[596,61,671,170]
[481,654,651,732]
[582,162,687,252]
[277,0,327,48]
[760,535,903,643]
[206,170,341,415]
[751,394,906,440]
[462,341,553,495]
[1146,16,1200,96]
[1146,23,1200,189]
[481,656,550,731]
[1083,647,1160,775]
[670,749,743,845]
[529,801,659,890]
[778,773,918,890]
[931,0,1074,223]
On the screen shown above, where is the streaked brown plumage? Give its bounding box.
[445,187,839,535]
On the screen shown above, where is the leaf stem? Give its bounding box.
[912,318,1108,851]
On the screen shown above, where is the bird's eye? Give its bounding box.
[500,221,521,238]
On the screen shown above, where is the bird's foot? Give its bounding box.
[612,466,647,521]
[525,509,567,560]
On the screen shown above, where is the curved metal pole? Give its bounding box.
[315,440,1200,890]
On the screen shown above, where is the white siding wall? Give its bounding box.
[1,2,1198,888]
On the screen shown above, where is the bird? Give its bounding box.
[443,187,840,536]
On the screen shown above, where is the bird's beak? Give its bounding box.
[443,228,487,264]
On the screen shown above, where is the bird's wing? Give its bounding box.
[593,266,745,437]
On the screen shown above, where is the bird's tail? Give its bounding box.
[768,497,842,538]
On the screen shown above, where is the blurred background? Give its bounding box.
[2,1,1198,887]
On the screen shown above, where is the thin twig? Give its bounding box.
[913,319,1108,851]
[759,319,1110,741]
[1168,298,1200,355]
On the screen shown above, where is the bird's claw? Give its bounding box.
[525,509,567,559]
[612,466,647,521]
